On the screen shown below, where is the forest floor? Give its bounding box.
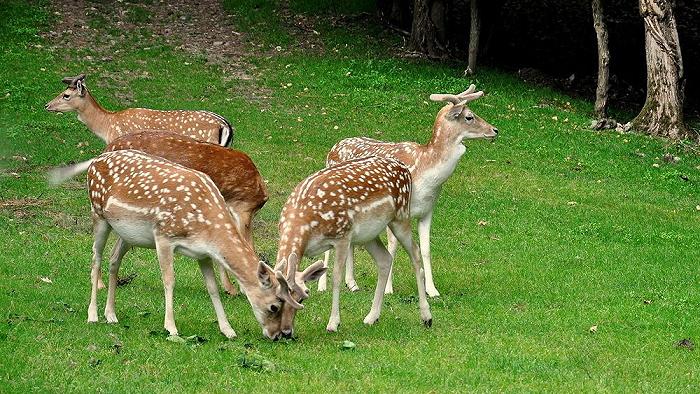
[1,0,699,392]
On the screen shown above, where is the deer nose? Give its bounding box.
[281,329,293,339]
[493,128,499,135]
[44,104,50,110]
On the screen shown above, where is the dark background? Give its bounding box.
[378,0,700,115]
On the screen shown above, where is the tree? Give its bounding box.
[466,0,481,75]
[409,0,446,58]
[632,0,693,141]
[591,0,613,126]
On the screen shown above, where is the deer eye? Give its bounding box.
[269,303,280,313]
[62,94,70,100]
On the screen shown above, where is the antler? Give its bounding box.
[274,271,304,310]
[61,73,86,88]
[429,84,483,105]
[285,253,309,300]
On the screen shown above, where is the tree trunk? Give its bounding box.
[592,0,610,120]
[466,0,481,75]
[632,0,692,141]
[409,0,444,58]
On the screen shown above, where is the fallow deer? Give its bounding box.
[322,85,498,298]
[86,149,324,340]
[45,74,234,146]
[275,156,432,335]
[49,131,268,296]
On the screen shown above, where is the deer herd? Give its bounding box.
[46,74,498,341]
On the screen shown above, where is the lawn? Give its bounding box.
[1,0,699,392]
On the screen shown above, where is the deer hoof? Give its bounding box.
[423,318,433,328]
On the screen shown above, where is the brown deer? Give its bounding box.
[86,149,323,340]
[321,85,498,298]
[275,156,432,335]
[45,74,234,146]
[49,131,268,296]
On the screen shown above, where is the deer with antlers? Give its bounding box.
[45,74,234,146]
[321,85,498,298]
[86,149,324,340]
[275,156,432,335]
[49,131,268,296]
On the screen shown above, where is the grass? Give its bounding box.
[1,0,700,392]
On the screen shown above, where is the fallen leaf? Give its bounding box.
[589,325,598,333]
[567,201,577,206]
[676,338,694,351]
[166,335,186,344]
[341,340,356,350]
[40,277,53,284]
[477,220,489,226]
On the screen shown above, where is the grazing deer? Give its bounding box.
[276,156,432,334]
[322,85,498,297]
[49,131,268,296]
[45,74,234,146]
[86,149,318,340]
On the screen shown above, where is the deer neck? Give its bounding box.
[418,123,467,180]
[219,236,262,292]
[276,218,311,267]
[77,91,112,143]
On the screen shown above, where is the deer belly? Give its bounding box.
[108,218,156,248]
[350,210,393,245]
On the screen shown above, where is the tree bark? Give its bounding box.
[466,0,481,75]
[592,0,610,120]
[632,0,692,141]
[409,0,444,58]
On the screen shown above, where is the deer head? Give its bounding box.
[429,84,498,142]
[274,253,326,339]
[45,73,89,112]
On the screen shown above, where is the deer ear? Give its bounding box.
[447,105,464,119]
[76,80,86,97]
[301,260,327,283]
[257,261,273,288]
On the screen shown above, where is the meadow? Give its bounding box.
[1,0,699,391]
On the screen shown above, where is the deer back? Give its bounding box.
[105,132,267,212]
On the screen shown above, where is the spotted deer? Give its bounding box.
[322,85,498,297]
[49,131,268,296]
[86,149,313,340]
[45,74,234,146]
[276,156,432,335]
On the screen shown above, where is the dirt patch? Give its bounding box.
[0,197,48,220]
[41,0,255,91]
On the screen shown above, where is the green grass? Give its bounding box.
[2,0,700,392]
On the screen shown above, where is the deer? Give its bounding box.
[45,74,234,147]
[85,149,325,340]
[48,131,268,296]
[275,156,432,335]
[320,84,498,298]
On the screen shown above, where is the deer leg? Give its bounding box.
[345,249,359,292]
[389,220,432,326]
[362,238,392,325]
[88,217,111,323]
[104,237,129,323]
[199,258,236,339]
[155,235,178,336]
[318,250,331,292]
[418,211,440,297]
[218,265,239,296]
[327,240,350,332]
[384,227,399,294]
